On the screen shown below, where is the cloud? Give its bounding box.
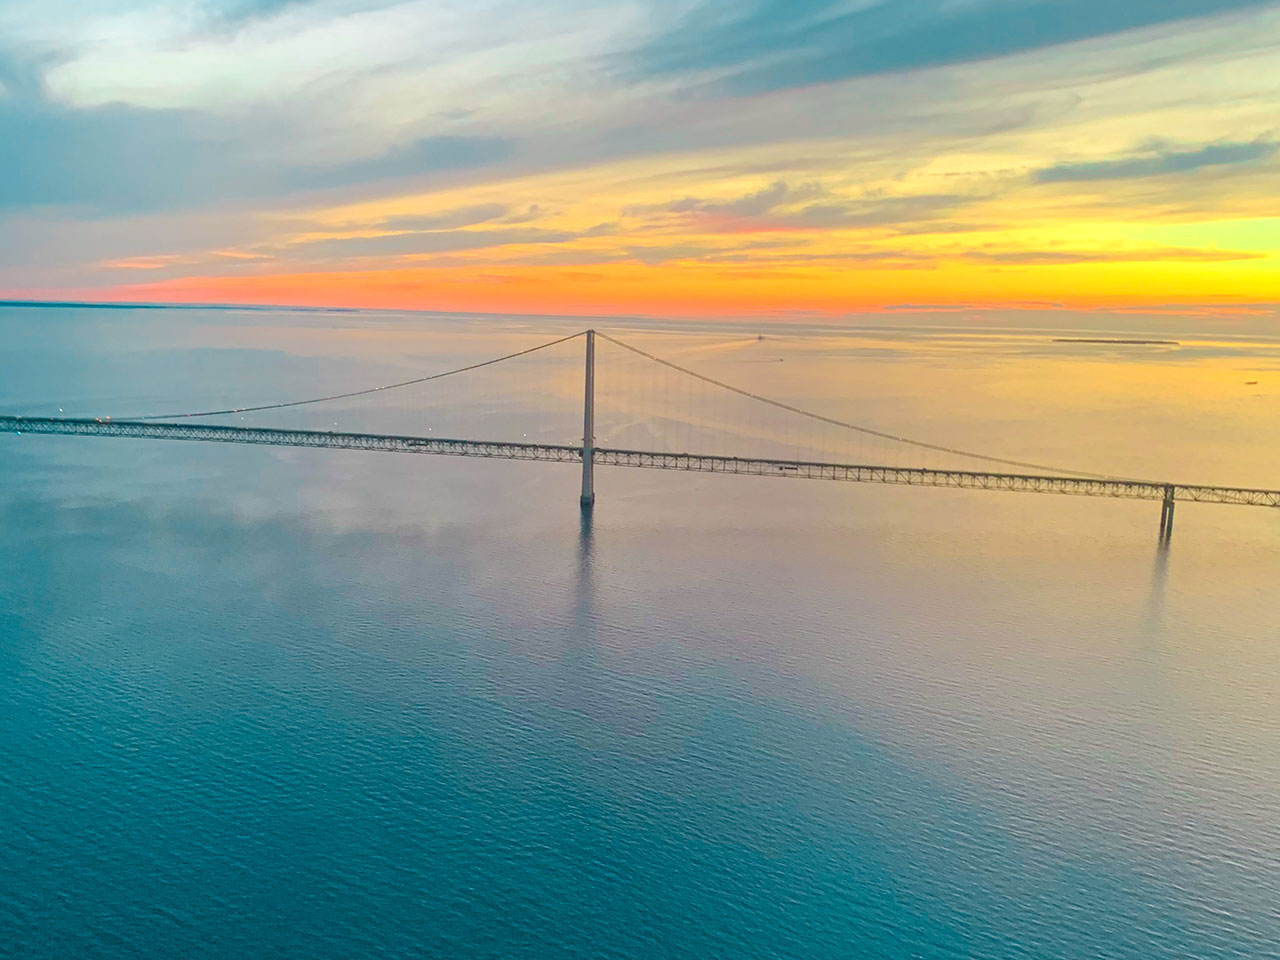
[635,0,1276,96]
[647,183,976,232]
[196,0,311,34]
[206,0,317,26]
[618,243,1264,268]
[0,100,236,214]
[0,46,53,100]
[197,1,403,37]
[297,136,513,191]
[500,204,544,224]
[767,195,972,230]
[0,37,515,214]
[1032,138,1278,182]
[689,181,825,217]
[0,90,513,214]
[486,248,633,267]
[282,226,592,259]
[959,247,1263,264]
[626,181,820,218]
[705,250,929,266]
[0,207,274,288]
[377,203,510,231]
[621,245,710,265]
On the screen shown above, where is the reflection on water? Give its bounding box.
[1144,539,1171,637]
[0,305,1278,959]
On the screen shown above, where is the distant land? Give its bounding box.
[1052,338,1181,345]
[0,300,362,313]
[0,300,167,310]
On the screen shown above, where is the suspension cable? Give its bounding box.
[110,331,586,422]
[597,331,1139,481]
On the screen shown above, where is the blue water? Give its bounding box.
[1,306,1278,958]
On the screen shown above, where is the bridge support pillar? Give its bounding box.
[1159,484,1175,542]
[580,329,595,507]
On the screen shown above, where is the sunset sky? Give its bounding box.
[2,0,1278,320]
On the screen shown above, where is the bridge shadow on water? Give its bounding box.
[1142,537,1171,650]
[574,504,596,635]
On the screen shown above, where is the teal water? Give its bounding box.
[1,305,1278,958]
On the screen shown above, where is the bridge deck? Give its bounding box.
[3,415,1278,508]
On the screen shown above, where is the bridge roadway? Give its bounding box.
[5,415,1279,511]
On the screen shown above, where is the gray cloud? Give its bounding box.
[0,40,515,215]
[296,136,513,192]
[200,0,390,32]
[378,204,511,231]
[635,0,1276,96]
[687,181,825,217]
[0,100,236,214]
[645,181,825,218]
[1033,138,1278,182]
[768,195,972,229]
[0,46,54,100]
[0,91,513,215]
[647,183,976,231]
[283,226,591,259]
[500,204,545,224]
[208,0,311,23]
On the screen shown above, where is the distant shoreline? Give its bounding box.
[0,299,362,313]
[0,299,166,310]
[1052,338,1180,345]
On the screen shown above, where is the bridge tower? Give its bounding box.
[1159,483,1175,542]
[580,328,595,507]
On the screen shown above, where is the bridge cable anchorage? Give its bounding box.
[595,331,1144,483]
[107,330,587,422]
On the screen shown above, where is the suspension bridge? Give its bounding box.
[3,329,1277,540]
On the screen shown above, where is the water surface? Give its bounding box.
[1,305,1278,959]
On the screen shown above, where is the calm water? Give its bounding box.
[1,305,1278,959]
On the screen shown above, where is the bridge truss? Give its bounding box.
[4,327,1278,541]
[5,416,1278,514]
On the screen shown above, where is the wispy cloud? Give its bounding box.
[376,203,510,231]
[645,182,977,232]
[0,89,512,214]
[204,0,323,31]
[634,0,1277,96]
[671,181,826,218]
[302,136,513,191]
[282,226,598,259]
[959,247,1263,264]
[1033,138,1278,182]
